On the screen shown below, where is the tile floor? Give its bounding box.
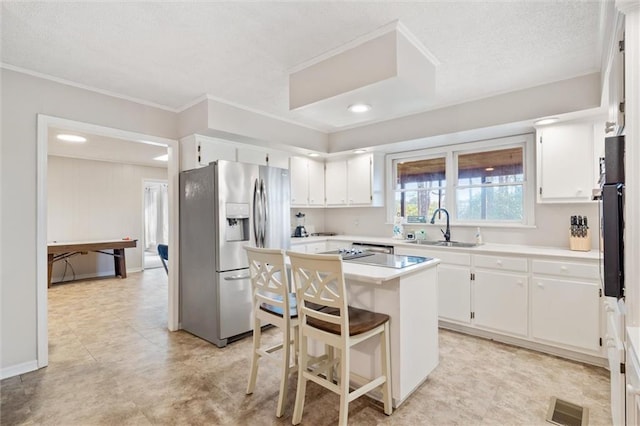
[1,269,612,425]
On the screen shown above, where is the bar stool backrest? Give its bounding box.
[288,252,349,338]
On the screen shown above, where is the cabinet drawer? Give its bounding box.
[532,259,599,280]
[474,255,528,272]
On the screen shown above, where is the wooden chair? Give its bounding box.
[244,246,298,418]
[286,251,392,426]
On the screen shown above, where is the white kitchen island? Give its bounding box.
[337,256,440,407]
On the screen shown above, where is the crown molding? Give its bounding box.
[0,63,179,113]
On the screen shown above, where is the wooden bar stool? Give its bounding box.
[286,251,392,426]
[244,246,298,418]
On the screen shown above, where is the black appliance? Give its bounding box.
[601,135,625,298]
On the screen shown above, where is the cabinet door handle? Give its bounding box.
[537,282,544,288]
[517,280,524,286]
[560,266,568,272]
[496,260,503,266]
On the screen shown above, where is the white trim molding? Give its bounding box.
[36,115,181,371]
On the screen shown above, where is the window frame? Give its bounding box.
[386,134,535,227]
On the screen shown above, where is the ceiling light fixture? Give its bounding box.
[308,153,320,157]
[353,149,366,154]
[485,167,495,171]
[154,154,168,162]
[347,103,371,113]
[56,134,87,143]
[534,117,559,126]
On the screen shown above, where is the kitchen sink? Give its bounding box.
[406,240,478,248]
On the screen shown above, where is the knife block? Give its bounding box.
[569,229,592,251]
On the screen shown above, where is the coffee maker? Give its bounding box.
[293,212,308,237]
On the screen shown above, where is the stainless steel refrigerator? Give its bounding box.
[179,160,290,347]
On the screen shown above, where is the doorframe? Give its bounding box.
[36,114,180,368]
[141,178,169,270]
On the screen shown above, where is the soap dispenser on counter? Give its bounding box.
[475,227,483,245]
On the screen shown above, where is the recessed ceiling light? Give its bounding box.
[534,117,559,126]
[154,154,168,162]
[56,134,87,143]
[353,149,366,154]
[485,167,495,171]
[347,103,371,113]
[308,153,320,157]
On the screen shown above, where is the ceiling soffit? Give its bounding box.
[289,21,438,129]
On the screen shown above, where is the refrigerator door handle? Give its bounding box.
[253,178,261,246]
[224,274,251,281]
[260,178,267,247]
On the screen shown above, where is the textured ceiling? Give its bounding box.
[1,2,604,132]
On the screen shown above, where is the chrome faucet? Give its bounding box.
[430,208,451,242]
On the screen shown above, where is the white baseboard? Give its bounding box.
[1,360,39,380]
[440,322,607,367]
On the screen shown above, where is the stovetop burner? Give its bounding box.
[325,248,375,260]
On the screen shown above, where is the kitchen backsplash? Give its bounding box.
[292,202,599,250]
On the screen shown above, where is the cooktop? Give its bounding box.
[323,249,431,269]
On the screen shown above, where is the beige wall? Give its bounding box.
[47,156,167,282]
[0,69,177,374]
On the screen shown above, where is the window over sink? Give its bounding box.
[388,134,535,226]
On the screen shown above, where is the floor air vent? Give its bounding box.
[545,397,589,426]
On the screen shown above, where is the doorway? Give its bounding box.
[36,115,180,369]
[143,180,169,270]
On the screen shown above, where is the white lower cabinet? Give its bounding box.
[627,336,640,426]
[395,243,603,361]
[531,277,600,352]
[305,241,329,254]
[605,298,625,426]
[395,247,471,324]
[474,270,528,337]
[438,265,472,323]
[289,239,350,254]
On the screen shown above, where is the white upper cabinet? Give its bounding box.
[237,146,290,169]
[325,153,384,207]
[307,159,325,206]
[290,157,309,206]
[325,160,348,205]
[536,119,601,203]
[347,154,374,205]
[605,16,625,135]
[290,156,325,207]
[180,134,237,170]
[180,134,290,171]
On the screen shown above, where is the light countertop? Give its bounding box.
[341,256,440,285]
[291,235,599,261]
